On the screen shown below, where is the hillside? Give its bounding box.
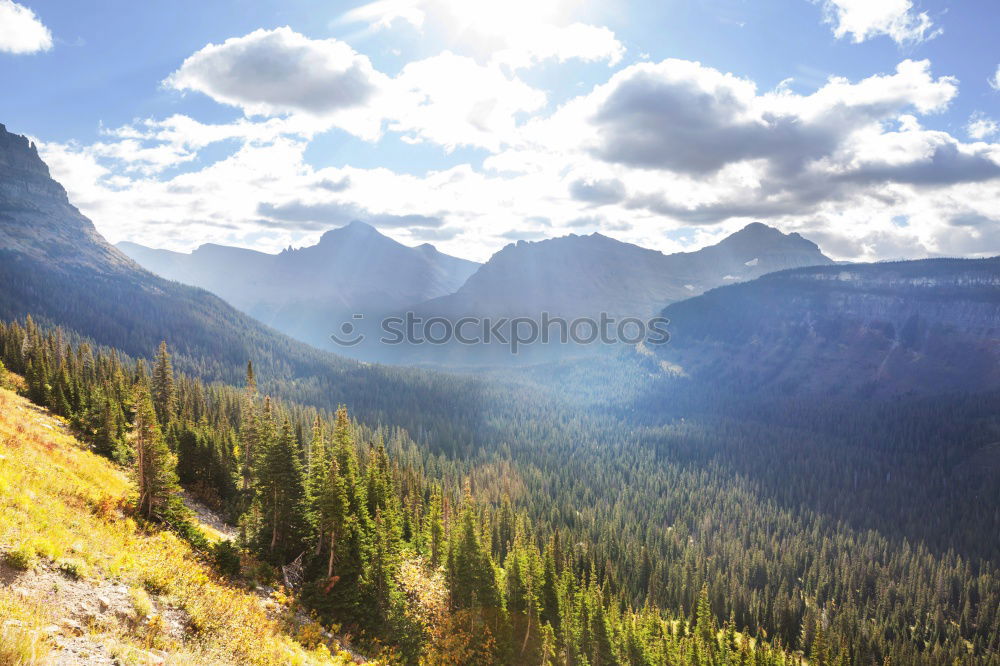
[656,257,1000,395]
[0,386,356,665]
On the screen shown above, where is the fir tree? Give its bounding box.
[132,383,182,521]
[151,341,176,426]
[257,417,311,563]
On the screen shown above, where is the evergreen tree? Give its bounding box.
[132,383,182,521]
[424,488,446,568]
[256,417,311,563]
[151,341,176,426]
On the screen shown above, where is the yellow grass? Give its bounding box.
[0,386,359,665]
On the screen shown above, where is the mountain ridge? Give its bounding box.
[655,256,1000,396]
[418,222,834,320]
[117,220,480,350]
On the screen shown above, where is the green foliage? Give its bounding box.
[212,540,242,578]
[132,383,182,523]
[3,317,999,665]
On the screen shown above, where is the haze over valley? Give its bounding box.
[2,1,999,664]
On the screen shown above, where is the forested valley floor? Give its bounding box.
[1,317,998,665]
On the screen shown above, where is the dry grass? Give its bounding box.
[0,387,359,665]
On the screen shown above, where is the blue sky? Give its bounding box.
[1,0,998,261]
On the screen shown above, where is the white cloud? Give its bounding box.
[163,28,549,151]
[816,0,940,45]
[527,58,958,178]
[165,27,390,140]
[341,0,624,71]
[990,64,1000,91]
[0,0,52,54]
[967,113,999,141]
[36,30,1000,266]
[340,0,425,30]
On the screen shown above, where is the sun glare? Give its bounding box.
[436,0,572,37]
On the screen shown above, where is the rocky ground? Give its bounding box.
[1,560,185,664]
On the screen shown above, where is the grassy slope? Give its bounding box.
[0,386,356,666]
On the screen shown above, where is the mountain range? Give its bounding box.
[118,221,479,350]
[120,208,833,363]
[418,222,833,320]
[0,122,494,452]
[2,119,998,395]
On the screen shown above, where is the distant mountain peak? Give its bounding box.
[423,220,833,322]
[318,220,384,245]
[715,222,822,254]
[341,219,379,234]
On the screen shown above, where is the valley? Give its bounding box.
[2,102,999,665]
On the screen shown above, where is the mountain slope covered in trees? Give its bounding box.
[3,122,1000,664]
[655,257,1000,395]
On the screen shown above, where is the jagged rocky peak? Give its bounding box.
[0,121,133,271]
[0,123,68,204]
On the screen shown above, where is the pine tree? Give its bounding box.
[315,456,349,575]
[542,537,562,632]
[132,384,182,521]
[307,414,326,495]
[257,417,311,563]
[695,583,717,652]
[424,488,446,568]
[151,341,176,426]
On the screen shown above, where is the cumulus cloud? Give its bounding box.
[501,56,1000,257]
[165,27,389,139]
[815,0,940,45]
[967,113,999,141]
[163,28,548,151]
[0,0,52,54]
[991,65,1000,91]
[581,59,956,176]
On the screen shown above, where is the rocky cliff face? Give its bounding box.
[0,124,133,272]
[657,258,1000,395]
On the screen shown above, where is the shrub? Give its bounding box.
[129,586,153,620]
[56,557,89,580]
[4,543,38,570]
[0,622,49,664]
[212,540,241,578]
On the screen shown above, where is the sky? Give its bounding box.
[1,0,998,262]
